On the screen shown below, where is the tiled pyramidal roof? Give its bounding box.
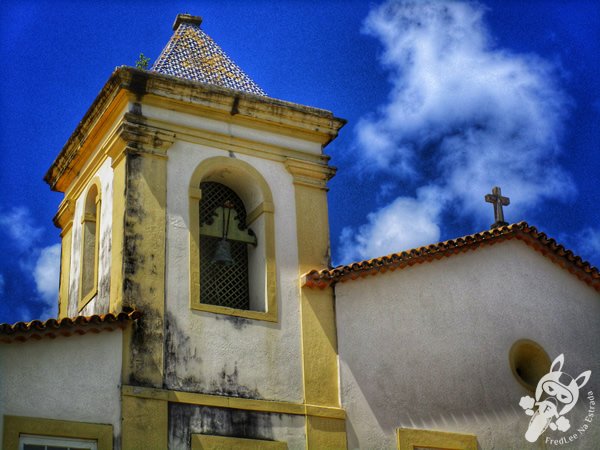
[152,14,267,96]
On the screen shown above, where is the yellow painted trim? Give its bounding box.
[293,185,339,405]
[189,186,203,200]
[191,303,278,322]
[304,404,345,419]
[52,89,130,193]
[288,159,344,448]
[247,201,274,226]
[54,198,75,231]
[121,385,346,420]
[78,179,102,311]
[306,416,347,449]
[121,393,168,450]
[109,153,126,314]
[2,415,113,450]
[397,428,478,450]
[60,110,173,206]
[189,156,277,323]
[118,147,169,387]
[192,434,287,450]
[58,227,72,319]
[284,157,336,190]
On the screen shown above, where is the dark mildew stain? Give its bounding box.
[209,362,261,399]
[127,305,161,386]
[169,403,274,450]
[164,313,203,391]
[122,153,147,301]
[125,154,147,222]
[214,314,250,330]
[128,70,149,102]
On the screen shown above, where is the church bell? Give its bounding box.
[212,239,234,265]
[212,200,235,265]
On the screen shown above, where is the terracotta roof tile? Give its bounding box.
[303,222,600,291]
[0,310,141,344]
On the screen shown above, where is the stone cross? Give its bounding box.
[485,186,510,228]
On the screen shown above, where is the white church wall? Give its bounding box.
[165,139,304,403]
[0,330,123,445]
[67,158,113,317]
[335,239,600,449]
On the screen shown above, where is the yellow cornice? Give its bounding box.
[140,114,328,166]
[122,385,345,420]
[285,157,337,190]
[53,198,75,231]
[140,71,345,140]
[47,88,130,193]
[141,92,342,145]
[45,67,346,193]
[57,115,175,205]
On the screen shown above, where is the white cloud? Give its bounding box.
[341,0,574,263]
[33,243,61,318]
[0,206,44,250]
[340,186,445,262]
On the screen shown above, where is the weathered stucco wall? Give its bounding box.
[68,158,113,317]
[0,331,123,446]
[168,404,306,450]
[336,240,600,449]
[165,138,303,403]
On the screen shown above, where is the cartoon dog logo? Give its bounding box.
[519,354,591,442]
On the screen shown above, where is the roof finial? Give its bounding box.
[485,186,510,229]
[173,13,203,31]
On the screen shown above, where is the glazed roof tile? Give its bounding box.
[0,310,142,343]
[151,14,266,96]
[303,222,600,291]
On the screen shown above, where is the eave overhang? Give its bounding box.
[303,222,600,292]
[0,310,142,344]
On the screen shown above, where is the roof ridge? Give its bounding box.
[303,222,599,290]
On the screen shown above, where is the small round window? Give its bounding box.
[509,339,551,391]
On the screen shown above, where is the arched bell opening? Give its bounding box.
[188,157,277,321]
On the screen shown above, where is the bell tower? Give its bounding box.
[46,14,346,449]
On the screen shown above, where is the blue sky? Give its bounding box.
[1,1,598,323]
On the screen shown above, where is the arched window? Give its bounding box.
[79,184,100,309]
[189,157,277,322]
[199,182,256,310]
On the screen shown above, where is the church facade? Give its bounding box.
[1,14,599,450]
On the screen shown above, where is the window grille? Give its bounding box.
[199,182,251,309]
